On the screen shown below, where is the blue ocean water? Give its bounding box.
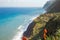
[0,8,46,40]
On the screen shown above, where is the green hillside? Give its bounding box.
[27,13,60,40]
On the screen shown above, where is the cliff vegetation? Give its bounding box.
[23,12,60,40]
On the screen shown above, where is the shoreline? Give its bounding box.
[12,15,39,40]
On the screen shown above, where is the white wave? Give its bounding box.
[18,25,24,30]
[30,15,39,20]
[12,25,24,40]
[12,15,39,40]
[12,31,23,40]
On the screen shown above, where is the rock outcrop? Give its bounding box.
[23,21,36,38]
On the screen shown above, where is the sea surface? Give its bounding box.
[0,8,46,40]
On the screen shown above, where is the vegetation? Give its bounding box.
[28,12,60,40]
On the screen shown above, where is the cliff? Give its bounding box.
[23,0,60,40]
[43,0,60,13]
[23,13,60,40]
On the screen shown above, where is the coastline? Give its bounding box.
[23,21,36,38]
[12,15,39,40]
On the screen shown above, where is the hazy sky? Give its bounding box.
[0,0,49,7]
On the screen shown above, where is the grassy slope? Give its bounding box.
[28,13,60,40]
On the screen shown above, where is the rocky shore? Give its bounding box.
[23,21,36,38]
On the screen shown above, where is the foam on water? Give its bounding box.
[12,15,39,40]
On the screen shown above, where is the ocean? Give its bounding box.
[0,8,46,40]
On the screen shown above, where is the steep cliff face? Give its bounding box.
[43,0,60,13]
[23,13,60,40]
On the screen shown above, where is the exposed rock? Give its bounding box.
[23,21,36,38]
